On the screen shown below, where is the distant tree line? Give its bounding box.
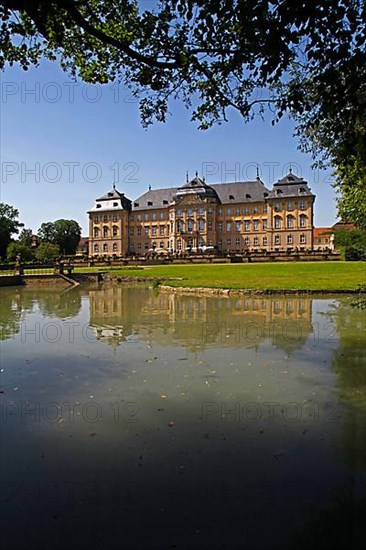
[0,202,81,261]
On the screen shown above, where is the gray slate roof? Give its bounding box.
[132,178,270,210]
[267,172,314,199]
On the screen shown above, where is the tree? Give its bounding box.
[18,227,34,247]
[0,203,23,258]
[1,1,365,223]
[6,241,34,261]
[37,219,81,254]
[35,241,60,261]
[334,228,366,261]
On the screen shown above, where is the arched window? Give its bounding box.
[287,215,294,228]
[103,243,108,252]
[274,216,281,229]
[94,244,99,253]
[94,227,99,238]
[299,214,307,228]
[112,226,118,236]
[103,226,109,237]
[112,242,117,252]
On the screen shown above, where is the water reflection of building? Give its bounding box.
[88,286,313,354]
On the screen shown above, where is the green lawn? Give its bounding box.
[75,262,365,291]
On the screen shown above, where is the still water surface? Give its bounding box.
[1,285,365,549]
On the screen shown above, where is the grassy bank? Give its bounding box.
[75,262,365,291]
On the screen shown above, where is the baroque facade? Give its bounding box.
[88,171,315,256]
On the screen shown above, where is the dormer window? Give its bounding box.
[288,175,294,181]
[107,192,113,197]
[246,194,251,199]
[134,202,139,207]
[299,187,305,193]
[276,189,283,195]
[163,200,168,205]
[147,201,153,206]
[263,192,268,197]
[229,195,235,200]
[96,204,101,208]
[113,202,118,207]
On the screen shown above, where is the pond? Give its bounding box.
[1,285,365,549]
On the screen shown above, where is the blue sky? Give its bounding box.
[1,60,337,236]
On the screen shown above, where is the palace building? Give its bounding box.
[87,171,315,256]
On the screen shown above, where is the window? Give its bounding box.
[144,213,149,221]
[253,237,259,246]
[263,237,267,246]
[152,212,157,221]
[103,226,109,237]
[137,214,142,221]
[287,201,293,210]
[226,222,231,232]
[274,202,280,212]
[137,227,141,236]
[147,201,153,206]
[263,219,267,229]
[188,208,193,216]
[253,206,258,214]
[130,214,134,221]
[177,239,182,250]
[134,202,139,208]
[103,215,108,222]
[235,221,241,232]
[113,242,117,252]
[236,207,240,215]
[300,200,306,209]
[208,208,213,215]
[137,243,141,251]
[163,200,168,205]
[263,205,267,213]
[300,214,306,228]
[208,220,213,231]
[129,228,134,237]
[199,208,205,215]
[244,207,250,215]
[94,228,99,238]
[244,220,250,231]
[300,234,306,244]
[287,216,294,228]
[253,220,259,231]
[94,244,99,253]
[275,235,281,245]
[96,204,101,209]
[152,226,157,236]
[226,208,231,216]
[287,234,293,244]
[218,222,223,231]
[227,238,232,246]
[144,227,149,235]
[274,217,281,229]
[103,243,108,252]
[160,241,164,248]
[112,214,118,221]
[94,216,99,223]
[177,209,183,217]
[112,226,118,236]
[198,219,204,231]
[218,208,222,216]
[159,226,165,235]
[246,194,251,199]
[235,237,240,246]
[177,220,183,232]
[218,239,222,247]
[187,220,194,232]
[229,195,235,200]
[244,237,250,246]
[160,212,165,220]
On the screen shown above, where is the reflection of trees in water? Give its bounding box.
[0,288,35,341]
[326,299,366,471]
[283,485,366,549]
[36,288,82,319]
[0,287,83,341]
